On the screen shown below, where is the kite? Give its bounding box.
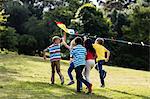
[48,20,77,35]
[55,21,69,33]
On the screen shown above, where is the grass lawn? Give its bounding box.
[0,53,150,99]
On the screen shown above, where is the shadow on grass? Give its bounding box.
[0,66,18,81]
[24,56,46,63]
[0,66,18,74]
[106,88,150,99]
[0,81,110,99]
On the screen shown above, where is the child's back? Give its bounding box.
[92,38,110,87]
[70,37,92,93]
[93,43,108,62]
[71,44,86,67]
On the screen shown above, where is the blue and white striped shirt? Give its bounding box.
[45,44,61,62]
[70,45,87,68]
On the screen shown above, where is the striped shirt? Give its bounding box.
[70,45,87,68]
[45,44,61,62]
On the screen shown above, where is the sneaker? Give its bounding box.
[101,84,105,88]
[88,84,92,93]
[61,76,64,85]
[67,81,75,85]
[50,82,54,85]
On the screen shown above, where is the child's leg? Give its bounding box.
[98,60,105,86]
[84,61,90,83]
[75,66,82,91]
[75,66,92,93]
[55,60,64,84]
[102,70,107,79]
[68,62,74,81]
[84,60,95,83]
[79,82,82,90]
[51,61,55,84]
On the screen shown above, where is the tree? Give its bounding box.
[4,1,31,34]
[23,16,50,50]
[123,6,150,42]
[0,9,9,31]
[0,27,18,50]
[108,5,150,71]
[72,4,110,37]
[18,34,37,55]
[109,9,129,38]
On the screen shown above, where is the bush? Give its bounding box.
[0,27,19,51]
[18,34,37,55]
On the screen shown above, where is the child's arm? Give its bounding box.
[105,48,110,62]
[70,48,75,62]
[61,39,71,50]
[43,47,49,60]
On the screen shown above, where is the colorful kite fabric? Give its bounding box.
[55,21,68,33]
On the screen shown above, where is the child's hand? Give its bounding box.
[105,58,109,62]
[70,58,73,62]
[43,56,47,60]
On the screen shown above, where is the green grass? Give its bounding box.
[0,54,150,99]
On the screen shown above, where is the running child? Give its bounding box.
[43,36,64,85]
[83,38,96,83]
[62,38,82,90]
[71,37,92,93]
[62,38,76,85]
[93,38,110,87]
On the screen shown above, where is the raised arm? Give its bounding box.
[61,39,71,50]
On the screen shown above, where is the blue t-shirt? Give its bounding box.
[70,45,87,68]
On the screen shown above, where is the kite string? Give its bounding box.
[73,34,150,47]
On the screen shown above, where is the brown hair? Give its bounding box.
[96,38,104,45]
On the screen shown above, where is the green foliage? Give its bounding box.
[0,27,18,50]
[18,34,37,55]
[72,6,110,36]
[123,6,150,42]
[109,9,129,38]
[23,16,50,50]
[0,9,9,31]
[5,1,31,34]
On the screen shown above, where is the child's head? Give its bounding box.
[84,38,93,49]
[52,36,61,44]
[75,37,83,45]
[95,38,104,45]
[85,38,95,53]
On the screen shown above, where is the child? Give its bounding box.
[93,38,110,87]
[83,38,96,83]
[62,38,82,89]
[43,36,64,85]
[62,38,76,85]
[70,37,92,93]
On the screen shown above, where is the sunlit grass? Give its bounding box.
[0,54,150,99]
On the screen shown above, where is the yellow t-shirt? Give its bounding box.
[93,43,108,62]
